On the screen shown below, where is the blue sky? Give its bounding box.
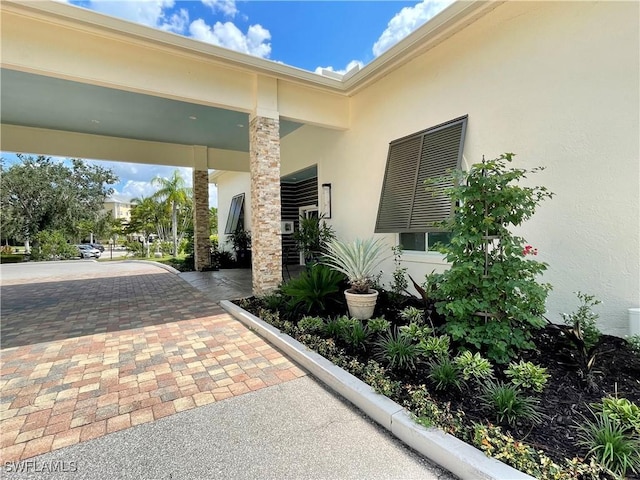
[2,0,453,207]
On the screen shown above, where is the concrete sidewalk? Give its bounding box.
[2,376,453,480]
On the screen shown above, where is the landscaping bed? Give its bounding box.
[232,156,640,478]
[234,291,640,479]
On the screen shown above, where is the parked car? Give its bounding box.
[90,243,105,252]
[77,244,101,259]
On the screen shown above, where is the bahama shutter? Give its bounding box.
[224,193,245,234]
[375,116,467,233]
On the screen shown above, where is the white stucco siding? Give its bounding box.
[215,171,252,251]
[324,1,638,335]
[219,1,638,335]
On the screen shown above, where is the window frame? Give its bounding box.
[398,232,453,254]
[375,116,468,234]
[224,193,245,234]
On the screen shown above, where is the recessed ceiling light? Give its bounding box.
[189,116,197,120]
[91,119,100,124]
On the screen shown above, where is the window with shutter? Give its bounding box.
[375,116,467,234]
[224,193,245,234]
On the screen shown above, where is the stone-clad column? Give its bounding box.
[249,114,282,294]
[193,169,211,271]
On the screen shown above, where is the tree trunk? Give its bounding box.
[172,202,178,257]
[24,238,30,254]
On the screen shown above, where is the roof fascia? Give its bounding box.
[343,1,504,95]
[1,0,344,93]
[3,0,501,97]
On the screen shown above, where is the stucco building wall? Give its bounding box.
[215,171,252,253]
[276,1,639,335]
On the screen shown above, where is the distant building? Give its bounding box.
[103,195,133,223]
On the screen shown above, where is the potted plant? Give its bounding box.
[293,215,336,264]
[322,237,389,319]
[227,228,251,268]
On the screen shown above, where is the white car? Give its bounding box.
[77,244,101,259]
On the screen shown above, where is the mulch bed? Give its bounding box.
[237,292,640,475]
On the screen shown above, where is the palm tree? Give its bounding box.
[151,170,192,257]
[129,196,163,257]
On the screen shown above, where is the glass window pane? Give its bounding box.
[427,232,452,250]
[399,233,426,251]
[224,194,245,234]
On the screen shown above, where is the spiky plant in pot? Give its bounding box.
[322,237,390,319]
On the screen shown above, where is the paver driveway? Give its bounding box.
[0,262,304,462]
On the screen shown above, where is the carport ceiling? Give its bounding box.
[0,69,302,152]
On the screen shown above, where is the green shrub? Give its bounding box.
[31,230,77,260]
[418,334,451,360]
[473,423,606,479]
[399,306,424,324]
[627,335,640,357]
[560,291,602,351]
[406,385,465,435]
[281,264,343,315]
[325,315,351,338]
[479,380,544,427]
[399,322,432,342]
[453,351,494,383]
[367,317,391,335]
[427,154,553,363]
[557,292,603,381]
[427,356,464,392]
[389,245,408,299]
[598,397,640,435]
[261,292,286,311]
[297,316,326,335]
[361,360,402,398]
[375,329,419,371]
[505,361,549,393]
[338,318,371,350]
[576,410,640,478]
[124,240,144,256]
[0,254,23,264]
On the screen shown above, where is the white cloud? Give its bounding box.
[314,60,363,76]
[115,180,157,201]
[87,0,171,26]
[372,0,453,57]
[314,0,451,77]
[201,0,237,17]
[189,19,271,57]
[159,8,189,34]
[95,162,217,207]
[80,1,269,59]
[87,0,188,34]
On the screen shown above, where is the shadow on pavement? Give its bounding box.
[1,273,223,349]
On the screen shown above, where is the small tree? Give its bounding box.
[427,153,554,363]
[31,230,77,261]
[152,170,191,257]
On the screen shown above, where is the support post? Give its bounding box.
[193,168,211,271]
[249,114,282,294]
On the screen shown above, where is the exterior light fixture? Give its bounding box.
[322,183,332,219]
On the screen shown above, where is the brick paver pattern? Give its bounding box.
[0,264,305,462]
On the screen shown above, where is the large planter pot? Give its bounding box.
[344,289,379,320]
